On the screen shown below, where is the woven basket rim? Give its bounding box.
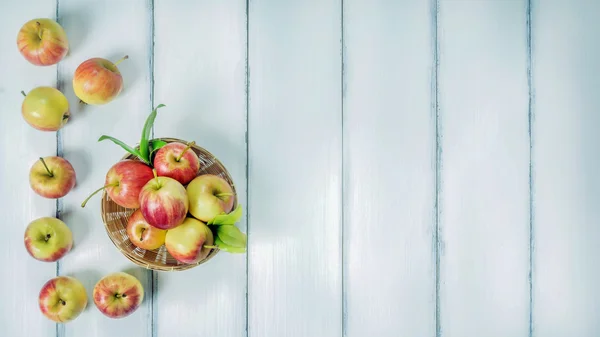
[100,137,237,272]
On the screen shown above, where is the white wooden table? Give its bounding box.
[1,0,598,336]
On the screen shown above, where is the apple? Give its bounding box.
[93,272,144,319]
[81,159,154,209]
[165,217,214,264]
[73,55,128,105]
[126,209,166,250]
[38,276,87,323]
[139,175,189,229]
[187,174,235,222]
[29,156,76,199]
[24,217,73,262]
[17,18,68,66]
[21,87,69,131]
[153,141,200,185]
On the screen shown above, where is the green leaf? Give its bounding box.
[208,204,243,225]
[149,139,167,158]
[217,225,247,248]
[139,104,166,163]
[98,135,147,164]
[215,236,246,254]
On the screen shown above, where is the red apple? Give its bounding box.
[73,55,128,105]
[24,217,73,262]
[139,175,189,230]
[39,276,87,323]
[29,156,76,199]
[93,272,144,319]
[165,217,214,264]
[187,174,235,222]
[21,87,69,131]
[17,18,68,66]
[126,209,167,250]
[81,160,154,209]
[153,141,200,185]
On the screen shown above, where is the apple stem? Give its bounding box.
[175,141,196,162]
[21,91,26,97]
[39,157,53,177]
[204,245,218,249]
[216,192,234,198]
[152,169,160,185]
[139,228,146,242]
[45,234,51,242]
[114,55,129,66]
[36,21,43,40]
[60,300,66,306]
[80,182,119,208]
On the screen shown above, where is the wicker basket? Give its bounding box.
[100,137,237,271]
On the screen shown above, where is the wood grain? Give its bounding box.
[247,1,342,336]
[0,1,59,335]
[153,1,248,336]
[532,1,600,336]
[438,1,530,336]
[57,0,153,335]
[343,1,436,336]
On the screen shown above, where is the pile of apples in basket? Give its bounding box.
[81,104,247,259]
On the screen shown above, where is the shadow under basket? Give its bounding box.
[100,137,237,272]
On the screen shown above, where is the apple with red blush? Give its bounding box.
[17,18,68,66]
[139,173,189,230]
[29,156,76,199]
[81,159,154,209]
[73,56,128,105]
[126,209,166,250]
[93,272,144,319]
[153,141,200,185]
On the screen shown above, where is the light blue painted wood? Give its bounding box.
[247,0,342,336]
[57,0,153,336]
[532,1,600,336]
[0,2,59,336]
[153,1,248,337]
[343,1,436,336]
[438,1,530,336]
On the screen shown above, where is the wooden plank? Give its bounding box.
[247,1,342,336]
[0,2,59,336]
[343,1,436,336]
[152,1,248,336]
[438,1,530,336]
[57,0,153,335]
[532,1,600,335]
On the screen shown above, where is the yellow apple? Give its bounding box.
[21,86,69,131]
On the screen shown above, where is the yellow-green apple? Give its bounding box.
[93,272,144,319]
[126,209,166,250]
[153,141,200,185]
[38,276,87,323]
[81,160,154,209]
[21,87,69,131]
[165,217,214,264]
[187,174,235,222]
[17,18,68,66]
[139,175,189,229]
[24,217,73,262]
[73,55,128,105]
[29,156,76,199]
